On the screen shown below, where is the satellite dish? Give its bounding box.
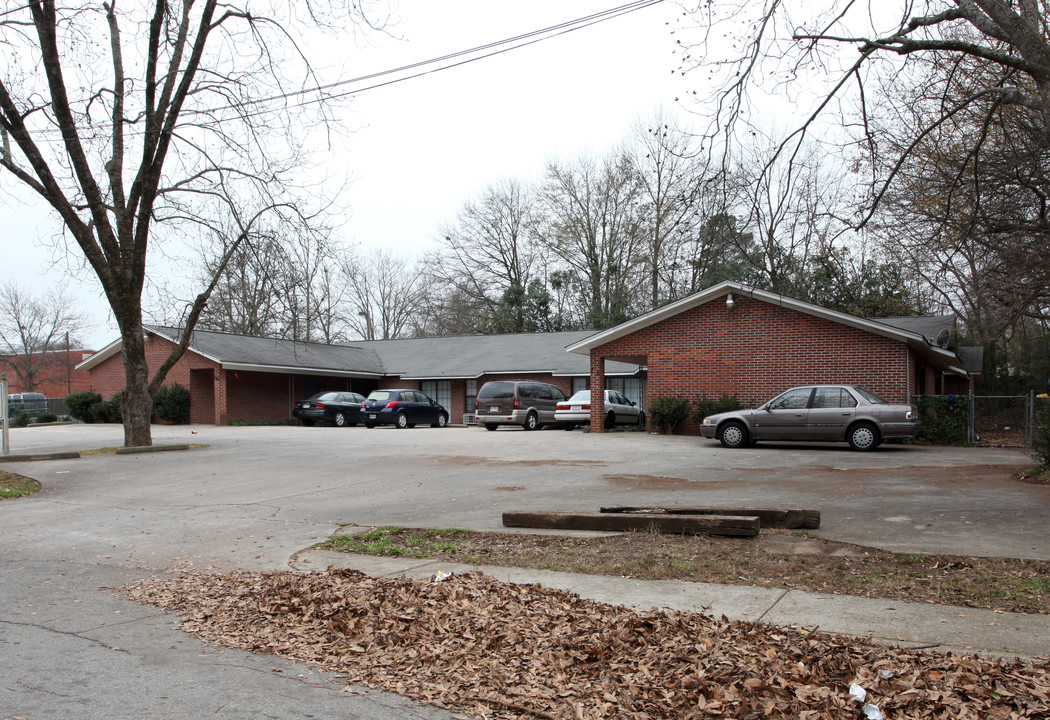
[935,329,950,348]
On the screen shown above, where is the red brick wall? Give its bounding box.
[88,334,222,398]
[1,350,95,397]
[592,295,916,434]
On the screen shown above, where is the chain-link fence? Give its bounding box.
[970,393,1042,447]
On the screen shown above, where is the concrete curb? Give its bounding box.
[293,548,1050,661]
[114,444,191,454]
[0,451,80,463]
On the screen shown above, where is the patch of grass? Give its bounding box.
[0,470,42,500]
[319,526,1050,615]
[319,526,474,558]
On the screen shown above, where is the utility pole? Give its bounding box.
[66,331,72,396]
[2,372,9,456]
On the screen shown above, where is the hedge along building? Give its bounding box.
[566,281,982,434]
[76,326,643,425]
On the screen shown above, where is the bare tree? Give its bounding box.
[343,248,425,340]
[629,110,715,307]
[0,282,91,393]
[425,178,542,333]
[542,151,646,329]
[0,1,384,445]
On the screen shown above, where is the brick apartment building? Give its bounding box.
[568,281,980,432]
[1,347,96,398]
[79,281,980,433]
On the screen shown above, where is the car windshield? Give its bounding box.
[478,382,514,399]
[307,392,340,402]
[852,387,888,404]
[567,390,590,402]
[366,391,393,402]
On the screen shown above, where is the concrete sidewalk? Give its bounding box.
[295,549,1050,661]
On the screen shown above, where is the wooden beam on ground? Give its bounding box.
[502,511,760,537]
[599,505,820,530]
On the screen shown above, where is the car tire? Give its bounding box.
[605,411,615,430]
[300,419,314,427]
[333,412,347,427]
[522,412,539,431]
[364,423,375,429]
[561,423,576,431]
[719,421,748,449]
[395,412,409,429]
[484,423,499,431]
[432,413,448,428]
[848,422,880,451]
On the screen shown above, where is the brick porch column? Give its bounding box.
[590,353,606,431]
[213,368,229,425]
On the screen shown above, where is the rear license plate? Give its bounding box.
[572,405,581,411]
[303,403,312,409]
[489,406,499,412]
[368,414,377,420]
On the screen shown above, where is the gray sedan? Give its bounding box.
[700,385,920,451]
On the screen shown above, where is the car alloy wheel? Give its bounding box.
[395,412,409,429]
[522,412,538,431]
[334,412,346,427]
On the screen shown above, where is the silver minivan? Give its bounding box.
[475,380,569,431]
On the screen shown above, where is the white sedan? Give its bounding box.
[555,390,646,430]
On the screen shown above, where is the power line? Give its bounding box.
[5,0,666,137]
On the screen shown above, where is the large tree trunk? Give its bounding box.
[118,318,153,447]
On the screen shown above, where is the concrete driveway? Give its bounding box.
[1,423,1046,718]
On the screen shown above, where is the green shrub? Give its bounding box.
[66,391,102,423]
[692,393,744,424]
[89,392,123,423]
[914,394,969,445]
[153,383,191,424]
[35,412,58,424]
[648,395,691,435]
[10,412,30,428]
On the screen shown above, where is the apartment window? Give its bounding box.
[606,377,644,409]
[421,380,452,410]
[572,377,587,395]
[465,379,477,413]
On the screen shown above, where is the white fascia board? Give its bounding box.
[221,362,383,378]
[75,337,124,370]
[398,374,481,381]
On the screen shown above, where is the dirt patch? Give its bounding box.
[435,455,607,468]
[603,473,697,490]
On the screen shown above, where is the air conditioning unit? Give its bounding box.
[462,413,475,425]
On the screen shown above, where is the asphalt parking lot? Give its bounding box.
[4,422,1047,565]
[2,423,1047,719]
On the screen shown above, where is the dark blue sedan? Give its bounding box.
[361,389,449,429]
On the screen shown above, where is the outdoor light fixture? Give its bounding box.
[726,293,735,309]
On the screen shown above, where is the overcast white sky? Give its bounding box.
[0,0,696,348]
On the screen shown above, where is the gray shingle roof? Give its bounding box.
[873,315,957,345]
[353,331,638,378]
[148,326,385,375]
[145,327,637,378]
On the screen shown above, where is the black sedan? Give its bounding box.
[361,389,448,429]
[292,391,366,427]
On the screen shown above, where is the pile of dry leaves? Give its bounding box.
[124,569,1049,719]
